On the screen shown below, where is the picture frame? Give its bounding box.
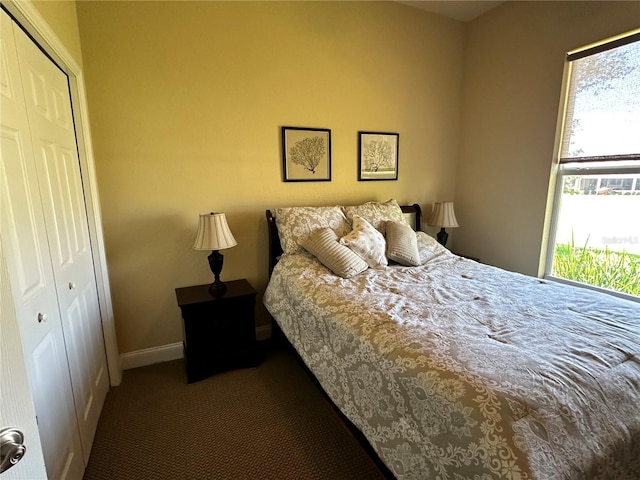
[282,126,331,182]
[358,131,399,181]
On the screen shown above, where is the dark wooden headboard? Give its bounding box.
[266,203,422,276]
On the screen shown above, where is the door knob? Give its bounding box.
[68,281,76,290]
[37,312,48,323]
[0,427,26,473]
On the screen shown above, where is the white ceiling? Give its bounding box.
[396,1,505,22]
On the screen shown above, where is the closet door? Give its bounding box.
[0,11,84,480]
[13,19,109,460]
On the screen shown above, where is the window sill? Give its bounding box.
[543,275,639,304]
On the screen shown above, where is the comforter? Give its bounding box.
[264,250,640,480]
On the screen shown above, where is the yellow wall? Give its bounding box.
[75,1,465,353]
[31,0,83,66]
[456,1,640,275]
[23,0,640,356]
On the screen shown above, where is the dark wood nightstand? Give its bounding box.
[175,279,262,383]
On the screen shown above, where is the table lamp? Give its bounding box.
[193,212,237,295]
[428,202,459,246]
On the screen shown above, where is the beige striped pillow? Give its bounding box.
[386,221,421,266]
[301,228,368,278]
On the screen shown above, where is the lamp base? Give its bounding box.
[207,250,227,296]
[208,280,227,296]
[436,227,449,246]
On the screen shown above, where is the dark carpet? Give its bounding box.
[83,344,386,480]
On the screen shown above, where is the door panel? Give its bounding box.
[0,21,85,480]
[1,242,48,480]
[39,140,74,268]
[16,16,109,463]
[31,330,84,480]
[0,127,47,299]
[65,295,93,418]
[1,10,107,479]
[13,16,109,461]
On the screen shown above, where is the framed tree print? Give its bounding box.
[358,131,399,181]
[282,126,331,182]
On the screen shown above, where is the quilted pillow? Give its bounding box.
[386,221,421,266]
[340,215,388,268]
[301,228,368,278]
[416,231,450,263]
[343,199,408,235]
[275,205,350,254]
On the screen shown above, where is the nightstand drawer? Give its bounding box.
[182,297,255,352]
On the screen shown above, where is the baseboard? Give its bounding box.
[256,324,271,341]
[120,342,184,370]
[120,325,273,370]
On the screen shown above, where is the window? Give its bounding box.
[546,30,640,300]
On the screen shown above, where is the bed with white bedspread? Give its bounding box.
[263,200,640,480]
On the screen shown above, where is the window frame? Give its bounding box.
[545,162,640,302]
[543,29,640,303]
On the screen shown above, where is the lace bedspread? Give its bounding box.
[264,250,640,480]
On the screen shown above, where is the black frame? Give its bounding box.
[358,131,399,181]
[282,126,331,182]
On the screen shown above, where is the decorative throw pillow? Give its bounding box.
[275,205,350,254]
[416,231,450,264]
[340,215,388,268]
[343,199,408,235]
[386,221,421,266]
[301,228,368,278]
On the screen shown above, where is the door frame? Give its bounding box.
[2,0,122,385]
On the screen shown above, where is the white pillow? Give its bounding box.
[386,221,421,266]
[340,215,388,268]
[301,228,368,278]
[275,205,350,254]
[416,231,449,263]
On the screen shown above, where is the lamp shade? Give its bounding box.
[428,202,459,228]
[193,212,237,251]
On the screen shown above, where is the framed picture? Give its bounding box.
[282,126,331,182]
[358,131,399,181]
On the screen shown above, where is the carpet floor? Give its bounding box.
[83,344,387,480]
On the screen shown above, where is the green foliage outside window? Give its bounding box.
[553,242,640,296]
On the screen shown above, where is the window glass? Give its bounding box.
[548,32,640,299]
[561,41,640,159]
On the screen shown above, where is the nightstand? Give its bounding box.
[175,279,261,383]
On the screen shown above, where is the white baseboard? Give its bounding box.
[120,325,273,370]
[120,342,183,370]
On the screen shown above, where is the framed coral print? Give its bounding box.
[282,126,331,182]
[358,131,399,181]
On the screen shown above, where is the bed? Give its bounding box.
[263,200,640,480]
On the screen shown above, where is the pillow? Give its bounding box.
[340,215,388,268]
[416,231,449,264]
[343,199,408,235]
[386,221,421,266]
[301,228,368,278]
[275,205,350,254]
